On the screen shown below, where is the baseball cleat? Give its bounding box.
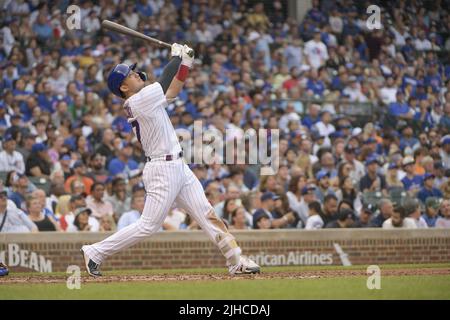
[0,262,9,277]
[228,255,261,275]
[80,247,102,277]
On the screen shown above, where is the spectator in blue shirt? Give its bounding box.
[388,91,412,119]
[136,0,153,17]
[417,173,443,204]
[108,143,139,177]
[306,69,325,97]
[32,14,53,42]
[414,99,434,130]
[401,156,423,192]
[399,125,419,151]
[422,197,441,227]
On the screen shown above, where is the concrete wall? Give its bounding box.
[1,229,449,272]
[288,0,312,22]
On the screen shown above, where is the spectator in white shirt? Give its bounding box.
[304,29,329,69]
[0,132,25,174]
[0,189,37,233]
[84,10,101,33]
[379,76,398,105]
[313,110,335,147]
[305,201,324,229]
[404,198,428,228]
[382,206,418,229]
[414,31,432,51]
[342,76,369,102]
[122,3,140,30]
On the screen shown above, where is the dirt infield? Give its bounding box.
[2,267,449,284]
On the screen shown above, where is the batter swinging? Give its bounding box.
[81,44,260,276]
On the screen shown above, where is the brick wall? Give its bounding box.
[1,229,449,272]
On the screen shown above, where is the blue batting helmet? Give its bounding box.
[107,63,137,97]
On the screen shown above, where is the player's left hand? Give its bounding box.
[171,43,183,58]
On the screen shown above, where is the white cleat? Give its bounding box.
[228,255,261,275]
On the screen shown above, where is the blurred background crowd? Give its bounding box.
[0,0,449,233]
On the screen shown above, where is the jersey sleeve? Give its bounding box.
[128,82,167,117]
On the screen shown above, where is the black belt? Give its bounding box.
[146,151,183,162]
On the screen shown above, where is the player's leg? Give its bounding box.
[175,164,260,274]
[81,162,182,275]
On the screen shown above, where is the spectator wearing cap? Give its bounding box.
[0,133,25,174]
[353,204,376,228]
[422,197,441,227]
[0,188,37,233]
[325,208,355,228]
[435,199,450,228]
[55,154,73,180]
[252,192,291,229]
[305,201,324,230]
[117,193,146,230]
[25,143,52,177]
[382,206,417,229]
[272,194,297,228]
[296,184,317,227]
[433,162,447,190]
[403,198,428,228]
[60,194,92,231]
[86,182,114,222]
[126,169,143,194]
[7,173,32,211]
[106,177,131,221]
[107,142,139,177]
[359,156,387,194]
[253,211,271,230]
[67,207,97,232]
[385,162,404,190]
[64,160,94,195]
[314,169,335,203]
[369,198,394,228]
[401,156,424,192]
[417,173,443,204]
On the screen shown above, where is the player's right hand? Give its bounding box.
[171,43,183,58]
[181,45,195,68]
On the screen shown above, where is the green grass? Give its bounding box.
[1,265,449,300]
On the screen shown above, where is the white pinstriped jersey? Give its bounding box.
[124,82,182,158]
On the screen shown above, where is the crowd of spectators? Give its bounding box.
[0,0,449,233]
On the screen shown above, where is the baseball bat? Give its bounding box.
[101,20,172,49]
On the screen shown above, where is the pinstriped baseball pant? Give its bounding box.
[83,159,241,265]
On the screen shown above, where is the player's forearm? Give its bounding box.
[166,77,185,100]
[165,63,190,100]
[158,57,182,94]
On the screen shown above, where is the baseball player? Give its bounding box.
[81,44,260,276]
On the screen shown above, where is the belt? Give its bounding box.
[146,151,183,162]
